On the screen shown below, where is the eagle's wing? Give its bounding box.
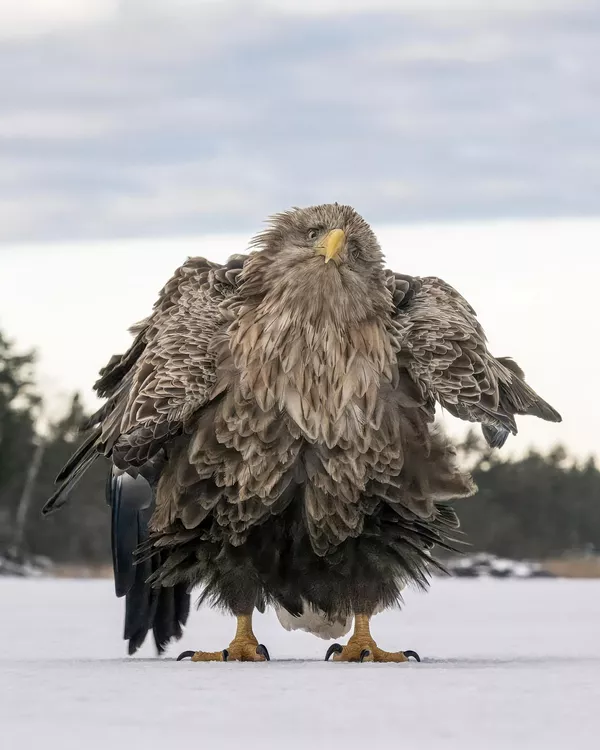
[43,253,247,515]
[386,272,561,447]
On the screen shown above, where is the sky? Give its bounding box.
[0,1,597,459]
[0,0,599,242]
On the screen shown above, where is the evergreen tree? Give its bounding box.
[24,393,111,564]
[0,331,40,548]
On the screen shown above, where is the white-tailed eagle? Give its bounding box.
[45,204,561,662]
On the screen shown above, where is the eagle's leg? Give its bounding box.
[325,614,420,664]
[177,613,270,663]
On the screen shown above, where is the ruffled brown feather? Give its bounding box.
[387,273,561,447]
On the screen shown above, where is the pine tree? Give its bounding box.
[0,330,40,548]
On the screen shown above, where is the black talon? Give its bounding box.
[325,643,343,661]
[404,650,421,662]
[177,651,195,661]
[359,649,371,662]
[222,649,229,662]
[256,644,271,661]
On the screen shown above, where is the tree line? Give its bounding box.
[0,330,109,564]
[0,325,598,565]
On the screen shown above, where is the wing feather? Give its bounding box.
[386,272,561,447]
[43,254,247,514]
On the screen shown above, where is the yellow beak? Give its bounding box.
[315,228,345,264]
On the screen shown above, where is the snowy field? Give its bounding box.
[1,578,599,749]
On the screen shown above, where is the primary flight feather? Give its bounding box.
[45,204,561,661]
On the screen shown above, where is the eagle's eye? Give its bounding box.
[307,228,319,241]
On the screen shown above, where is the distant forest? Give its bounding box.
[0,325,598,565]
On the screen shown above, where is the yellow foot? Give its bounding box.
[177,637,270,662]
[177,614,270,663]
[325,638,420,663]
[325,614,420,663]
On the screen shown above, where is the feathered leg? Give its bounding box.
[177,613,270,663]
[325,614,420,664]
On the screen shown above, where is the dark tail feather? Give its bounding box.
[123,554,189,656]
[152,582,190,654]
[108,469,152,596]
[106,469,190,655]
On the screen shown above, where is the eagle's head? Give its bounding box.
[243,203,391,327]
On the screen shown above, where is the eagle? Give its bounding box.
[44,204,561,663]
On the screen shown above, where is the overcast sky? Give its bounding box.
[0,0,599,242]
[0,2,597,459]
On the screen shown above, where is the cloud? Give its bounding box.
[0,0,597,242]
[260,0,585,18]
[0,0,118,39]
[0,111,117,139]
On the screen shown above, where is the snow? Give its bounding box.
[1,578,599,749]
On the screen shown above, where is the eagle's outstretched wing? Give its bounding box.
[43,253,247,515]
[386,272,561,447]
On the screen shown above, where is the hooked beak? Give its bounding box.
[315,228,345,264]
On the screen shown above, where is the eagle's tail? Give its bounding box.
[274,602,353,640]
[107,469,190,654]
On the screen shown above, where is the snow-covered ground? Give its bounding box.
[1,578,599,749]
